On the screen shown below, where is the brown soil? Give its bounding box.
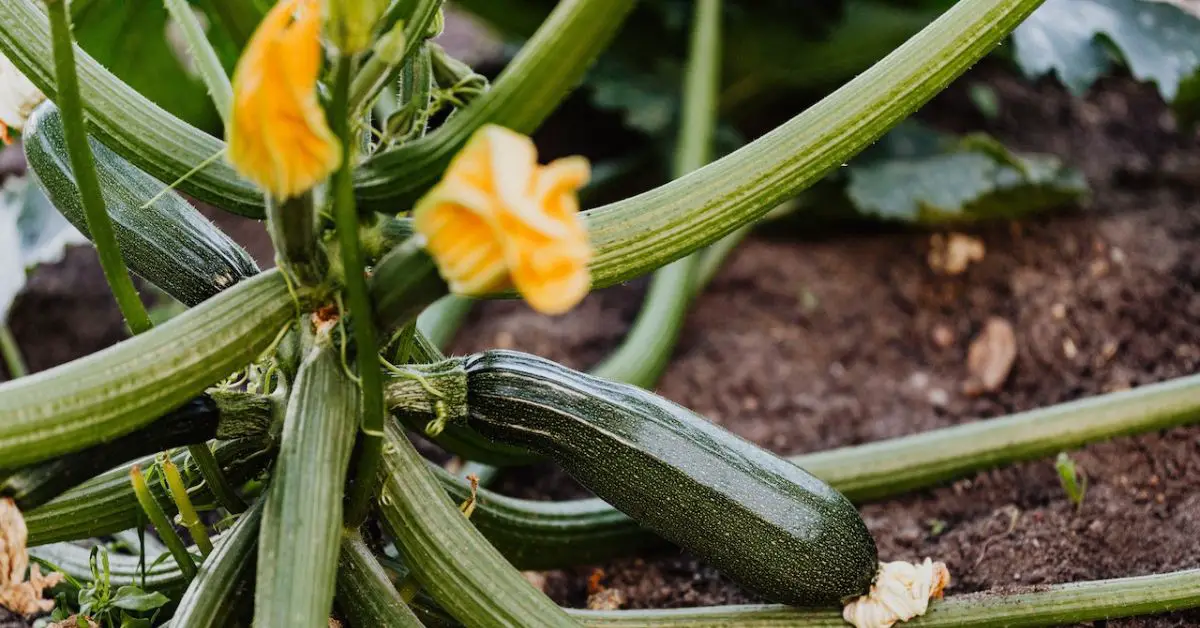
[5,68,1200,625]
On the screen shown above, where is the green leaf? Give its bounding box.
[845,129,1088,224]
[110,586,170,612]
[1012,0,1200,101]
[70,0,220,130]
[0,177,87,321]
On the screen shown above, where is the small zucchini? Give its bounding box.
[463,350,878,607]
[23,102,260,307]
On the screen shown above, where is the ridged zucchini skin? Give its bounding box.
[0,270,294,470]
[23,102,259,306]
[255,339,360,627]
[463,350,878,607]
[2,395,219,510]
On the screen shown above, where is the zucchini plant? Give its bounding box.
[0,0,1197,627]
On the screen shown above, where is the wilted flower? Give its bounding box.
[227,0,340,199]
[843,559,950,628]
[413,125,591,315]
[0,53,46,143]
[0,498,63,616]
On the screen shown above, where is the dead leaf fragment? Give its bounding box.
[522,571,548,592]
[0,498,63,616]
[963,318,1017,396]
[928,233,985,276]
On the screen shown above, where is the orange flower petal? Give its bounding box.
[412,125,592,315]
[227,0,340,199]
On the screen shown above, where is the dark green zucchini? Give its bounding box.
[1,391,271,511]
[23,102,260,306]
[463,350,878,607]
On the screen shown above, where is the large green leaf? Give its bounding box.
[845,129,1088,224]
[71,0,221,130]
[1012,0,1200,102]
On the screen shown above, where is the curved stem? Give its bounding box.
[353,0,638,210]
[378,422,577,626]
[337,532,424,627]
[349,0,443,114]
[187,443,248,514]
[45,0,151,334]
[333,55,388,530]
[0,324,27,378]
[163,0,233,124]
[131,464,197,581]
[572,569,1200,626]
[591,0,721,388]
[581,0,1048,289]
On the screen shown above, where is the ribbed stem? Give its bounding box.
[25,439,271,546]
[267,192,326,287]
[172,499,263,628]
[187,443,247,514]
[591,0,721,388]
[353,0,638,210]
[163,0,233,124]
[255,338,360,626]
[131,464,197,581]
[349,0,443,114]
[378,422,577,626]
[336,532,424,627]
[572,569,1200,626]
[332,54,386,529]
[45,0,151,334]
[580,0,1049,288]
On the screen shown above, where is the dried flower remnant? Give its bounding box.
[413,125,592,315]
[227,0,340,199]
[843,559,950,628]
[0,498,63,616]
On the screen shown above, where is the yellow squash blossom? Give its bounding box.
[227,0,340,199]
[413,125,592,315]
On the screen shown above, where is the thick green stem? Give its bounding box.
[267,192,326,287]
[416,295,473,350]
[131,464,197,581]
[353,0,637,210]
[26,438,271,546]
[0,324,27,378]
[256,337,360,626]
[337,532,424,627]
[348,0,443,114]
[378,422,577,626]
[333,56,387,529]
[591,0,721,388]
[45,0,152,334]
[580,0,1049,288]
[187,443,248,514]
[171,499,262,627]
[163,0,233,124]
[572,569,1200,626]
